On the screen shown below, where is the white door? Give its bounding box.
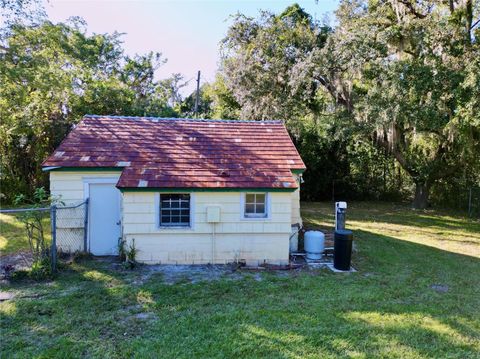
[89,183,121,255]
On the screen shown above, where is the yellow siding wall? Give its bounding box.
[49,171,121,252]
[50,171,121,203]
[50,171,302,264]
[123,192,292,265]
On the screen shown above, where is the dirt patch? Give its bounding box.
[0,291,15,301]
[0,251,32,279]
[107,260,312,286]
[133,312,156,320]
[140,264,243,285]
[431,284,449,293]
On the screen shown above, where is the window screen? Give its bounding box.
[244,193,267,218]
[160,194,190,226]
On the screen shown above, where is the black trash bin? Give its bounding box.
[334,230,353,270]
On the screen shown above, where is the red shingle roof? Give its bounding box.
[43,115,306,190]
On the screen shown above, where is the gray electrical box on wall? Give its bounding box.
[206,206,221,223]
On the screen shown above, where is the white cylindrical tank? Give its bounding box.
[304,231,325,260]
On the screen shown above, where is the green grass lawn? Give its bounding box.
[1,202,479,358]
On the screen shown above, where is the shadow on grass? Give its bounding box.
[1,229,479,358]
[216,230,479,357]
[302,201,480,235]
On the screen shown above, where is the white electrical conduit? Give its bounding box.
[211,222,215,264]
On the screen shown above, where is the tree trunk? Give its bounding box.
[412,182,431,209]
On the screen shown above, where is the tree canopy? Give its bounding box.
[218,1,480,208]
[1,0,479,212]
[0,18,181,202]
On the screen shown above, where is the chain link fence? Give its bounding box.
[0,207,51,276]
[53,199,89,255]
[0,199,89,274]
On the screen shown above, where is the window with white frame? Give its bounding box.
[244,193,268,218]
[159,194,191,227]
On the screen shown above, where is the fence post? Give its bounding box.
[83,198,89,252]
[50,204,57,272]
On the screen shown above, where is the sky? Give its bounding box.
[44,0,340,94]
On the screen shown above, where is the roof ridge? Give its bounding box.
[83,114,283,124]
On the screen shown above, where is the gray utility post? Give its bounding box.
[194,70,201,117]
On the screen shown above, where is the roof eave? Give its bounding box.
[42,166,125,172]
[117,187,297,193]
[42,166,62,172]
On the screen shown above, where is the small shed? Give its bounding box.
[43,115,305,265]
